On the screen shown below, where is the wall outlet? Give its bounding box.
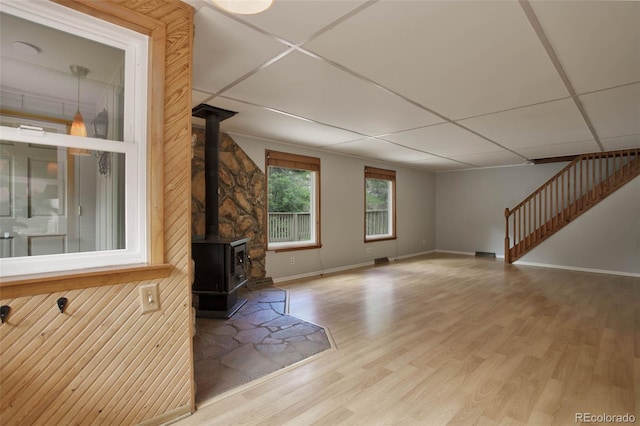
[366,247,372,253]
[140,283,160,314]
[290,257,295,264]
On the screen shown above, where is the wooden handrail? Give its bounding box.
[505,148,639,263]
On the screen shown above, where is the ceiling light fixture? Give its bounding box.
[69,65,91,156]
[212,0,273,15]
[11,41,41,56]
[69,65,89,137]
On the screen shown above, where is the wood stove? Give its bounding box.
[192,236,248,318]
[191,104,248,318]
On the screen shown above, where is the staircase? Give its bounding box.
[504,148,640,263]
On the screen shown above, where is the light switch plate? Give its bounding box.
[140,283,160,314]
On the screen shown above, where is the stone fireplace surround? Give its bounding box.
[191,128,268,283]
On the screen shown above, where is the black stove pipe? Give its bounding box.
[192,104,237,239]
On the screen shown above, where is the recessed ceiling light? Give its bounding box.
[212,0,273,15]
[12,41,41,55]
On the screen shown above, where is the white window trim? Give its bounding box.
[0,1,149,277]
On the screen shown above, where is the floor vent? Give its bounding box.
[475,251,496,259]
[374,257,390,265]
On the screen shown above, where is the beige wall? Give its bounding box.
[436,164,640,275]
[230,134,437,281]
[0,1,195,424]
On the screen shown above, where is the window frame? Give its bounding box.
[265,150,321,252]
[0,1,150,278]
[364,166,396,242]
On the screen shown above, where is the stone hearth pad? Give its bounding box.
[193,288,331,403]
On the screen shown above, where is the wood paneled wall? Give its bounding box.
[0,1,195,424]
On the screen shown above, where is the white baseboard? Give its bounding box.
[434,249,475,256]
[394,250,435,261]
[512,260,640,278]
[273,250,437,284]
[273,250,640,283]
[273,261,373,284]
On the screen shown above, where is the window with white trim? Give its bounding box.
[365,166,396,241]
[266,150,321,251]
[0,1,149,277]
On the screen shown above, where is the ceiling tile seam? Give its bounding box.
[378,138,478,167]
[576,81,640,98]
[200,47,297,104]
[372,122,450,139]
[600,132,640,140]
[453,95,573,122]
[200,0,379,52]
[294,0,380,48]
[519,0,604,152]
[322,136,479,168]
[218,95,478,167]
[223,129,447,173]
[194,1,379,107]
[217,94,473,165]
[217,94,371,136]
[294,46,531,162]
[198,2,297,48]
[508,137,601,153]
[195,0,529,162]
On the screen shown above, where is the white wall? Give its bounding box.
[436,164,640,275]
[231,134,436,280]
[519,176,639,274]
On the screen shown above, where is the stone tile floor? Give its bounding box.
[193,288,331,403]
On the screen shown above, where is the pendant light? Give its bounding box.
[69,65,91,156]
[212,0,273,15]
[69,65,89,136]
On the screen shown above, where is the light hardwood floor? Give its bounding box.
[178,253,639,425]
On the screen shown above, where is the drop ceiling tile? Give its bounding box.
[450,151,527,168]
[305,1,568,120]
[514,140,599,160]
[192,89,213,107]
[224,51,444,135]
[203,97,362,147]
[383,123,501,157]
[192,6,288,94]
[601,134,640,151]
[224,0,369,45]
[458,98,593,150]
[530,1,640,93]
[580,84,640,140]
[405,157,469,172]
[327,138,436,163]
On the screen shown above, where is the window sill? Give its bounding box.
[270,244,322,253]
[0,263,173,299]
[365,236,397,243]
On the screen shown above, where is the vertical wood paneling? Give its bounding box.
[0,1,195,425]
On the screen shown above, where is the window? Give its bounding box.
[365,166,396,241]
[266,150,321,251]
[0,2,149,277]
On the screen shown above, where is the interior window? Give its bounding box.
[0,2,148,277]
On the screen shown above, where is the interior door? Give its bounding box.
[0,140,69,258]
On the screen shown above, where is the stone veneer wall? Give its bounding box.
[191,128,266,280]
